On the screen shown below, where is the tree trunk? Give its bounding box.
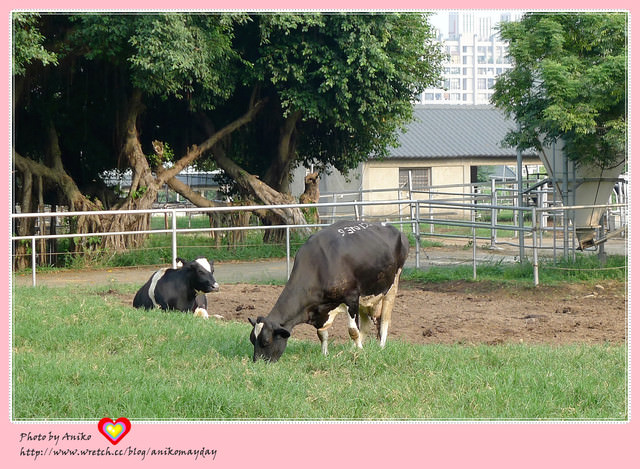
[299,172,320,224]
[263,110,301,194]
[197,105,311,236]
[13,164,35,270]
[13,150,104,268]
[211,150,310,231]
[83,88,159,252]
[13,90,310,269]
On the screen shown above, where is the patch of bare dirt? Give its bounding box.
[114,280,626,346]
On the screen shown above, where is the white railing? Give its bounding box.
[12,196,627,287]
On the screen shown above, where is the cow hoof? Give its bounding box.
[194,308,209,319]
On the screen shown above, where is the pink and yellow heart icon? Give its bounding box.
[98,417,131,445]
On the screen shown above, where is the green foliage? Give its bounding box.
[128,14,246,108]
[492,12,627,169]
[146,141,174,167]
[12,13,58,75]
[12,285,626,420]
[71,14,247,108]
[254,13,446,173]
[14,13,446,203]
[129,185,148,200]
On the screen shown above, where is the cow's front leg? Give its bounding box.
[193,293,210,319]
[316,304,345,356]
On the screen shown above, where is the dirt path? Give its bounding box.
[13,247,626,347]
[102,280,626,347]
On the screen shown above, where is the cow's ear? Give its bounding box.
[275,327,291,339]
[176,257,187,267]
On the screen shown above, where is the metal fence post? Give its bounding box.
[532,207,539,286]
[472,193,477,280]
[331,194,337,224]
[491,177,497,249]
[414,201,421,269]
[31,236,37,287]
[171,209,177,268]
[286,225,291,280]
[429,188,434,235]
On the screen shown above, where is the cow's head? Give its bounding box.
[177,257,219,293]
[248,316,291,362]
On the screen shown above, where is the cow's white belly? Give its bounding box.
[148,268,168,308]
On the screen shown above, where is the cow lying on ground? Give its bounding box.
[249,221,409,362]
[133,257,220,318]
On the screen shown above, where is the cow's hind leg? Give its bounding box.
[317,329,329,356]
[378,269,402,348]
[358,301,379,346]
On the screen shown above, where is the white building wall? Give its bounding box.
[422,11,520,105]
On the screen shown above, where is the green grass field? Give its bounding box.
[12,284,627,421]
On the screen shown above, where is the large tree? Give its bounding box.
[13,12,444,261]
[491,12,627,169]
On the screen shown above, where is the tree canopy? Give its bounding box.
[12,12,444,262]
[13,12,444,203]
[491,12,627,169]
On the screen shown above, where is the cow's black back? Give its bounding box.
[290,221,408,298]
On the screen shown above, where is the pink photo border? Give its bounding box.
[2,1,636,467]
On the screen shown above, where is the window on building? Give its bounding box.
[399,168,431,190]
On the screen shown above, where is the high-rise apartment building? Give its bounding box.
[420,11,521,105]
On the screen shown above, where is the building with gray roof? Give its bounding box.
[291,104,542,218]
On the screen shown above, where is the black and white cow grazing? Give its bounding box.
[133,257,219,318]
[249,221,409,362]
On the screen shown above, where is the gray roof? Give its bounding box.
[389,104,537,159]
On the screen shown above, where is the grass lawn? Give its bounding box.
[12,284,627,421]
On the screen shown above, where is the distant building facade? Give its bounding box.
[291,104,542,218]
[420,11,522,105]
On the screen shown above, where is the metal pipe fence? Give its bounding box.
[12,195,627,287]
